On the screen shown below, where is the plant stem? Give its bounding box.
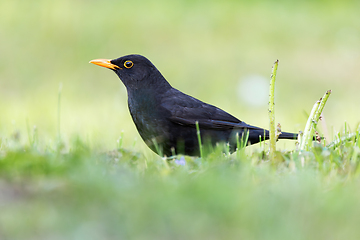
[195,121,203,158]
[300,90,331,151]
[307,90,331,147]
[300,100,320,151]
[268,60,278,158]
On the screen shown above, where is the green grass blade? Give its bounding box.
[195,121,203,158]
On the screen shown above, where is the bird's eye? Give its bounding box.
[124,60,133,69]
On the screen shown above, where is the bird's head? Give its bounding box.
[90,54,171,90]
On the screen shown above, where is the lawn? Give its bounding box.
[1,0,360,239]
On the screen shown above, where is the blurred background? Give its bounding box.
[1,0,359,152]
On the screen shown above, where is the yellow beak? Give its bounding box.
[89,59,120,70]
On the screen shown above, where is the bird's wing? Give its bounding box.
[160,88,263,130]
[168,117,262,130]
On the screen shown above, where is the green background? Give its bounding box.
[1,0,359,152]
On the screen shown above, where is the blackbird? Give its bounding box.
[90,54,297,157]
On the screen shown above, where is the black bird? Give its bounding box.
[90,54,297,157]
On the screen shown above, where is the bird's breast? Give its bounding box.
[127,91,170,145]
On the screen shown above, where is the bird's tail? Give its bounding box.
[244,129,298,145]
[278,131,298,140]
[279,131,322,141]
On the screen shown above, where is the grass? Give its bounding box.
[0,127,360,239]
[1,0,360,239]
